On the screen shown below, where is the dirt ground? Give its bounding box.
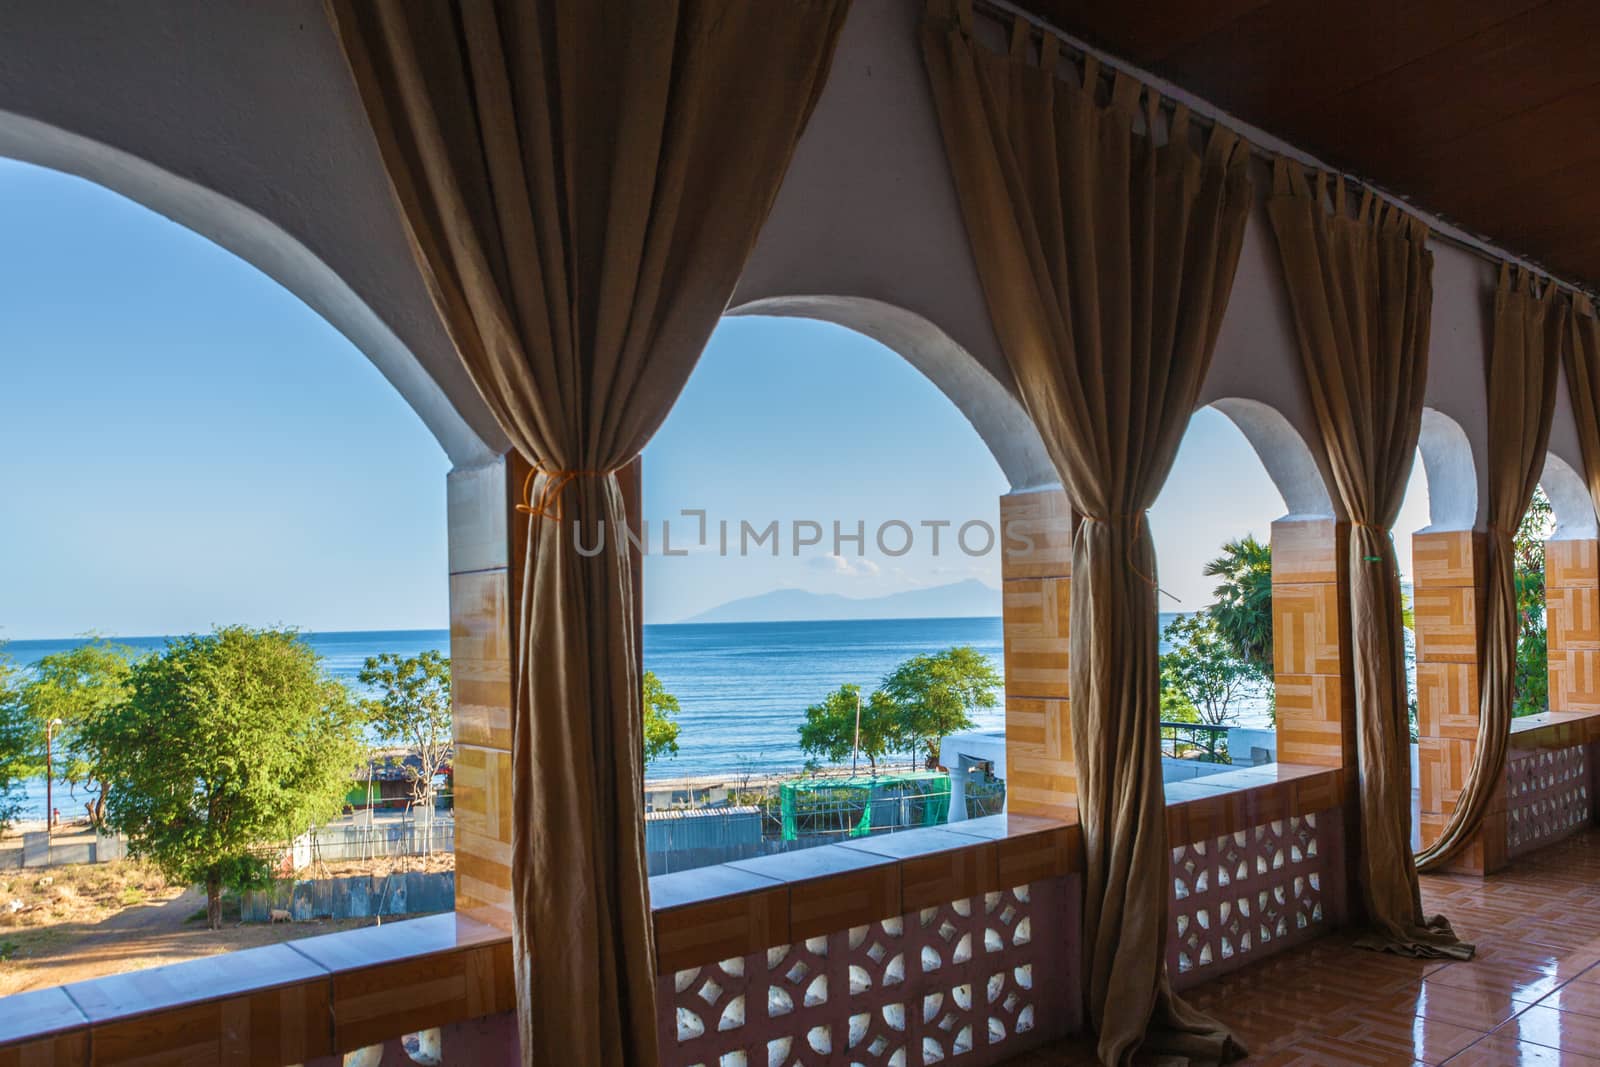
[0,857,451,995]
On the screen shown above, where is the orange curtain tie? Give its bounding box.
[515,465,619,524]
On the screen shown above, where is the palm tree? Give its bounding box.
[1202,535,1273,685]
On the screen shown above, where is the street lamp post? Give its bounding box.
[851,690,862,777]
[45,717,63,834]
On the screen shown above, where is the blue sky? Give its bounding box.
[0,160,1430,639]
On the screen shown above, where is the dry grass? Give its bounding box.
[0,855,452,994]
[0,860,174,934]
[293,851,455,881]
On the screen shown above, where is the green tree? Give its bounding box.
[359,650,452,853]
[359,649,451,799]
[879,646,1002,769]
[1159,660,1202,724]
[0,649,29,832]
[643,670,682,767]
[84,627,364,929]
[19,638,137,825]
[797,683,896,773]
[1203,535,1274,689]
[1512,487,1554,717]
[1159,613,1252,726]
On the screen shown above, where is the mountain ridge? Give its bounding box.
[679,578,1001,624]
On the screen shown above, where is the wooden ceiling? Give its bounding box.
[1016,0,1600,290]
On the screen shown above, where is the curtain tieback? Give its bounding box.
[1083,511,1181,604]
[1349,519,1390,563]
[516,464,620,523]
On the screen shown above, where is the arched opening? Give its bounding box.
[1509,453,1595,723]
[1541,453,1596,542]
[727,295,1057,491]
[1415,408,1477,534]
[1150,400,1332,781]
[1400,409,1458,754]
[637,308,1035,872]
[0,111,500,466]
[0,158,455,989]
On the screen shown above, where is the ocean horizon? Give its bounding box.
[4,614,1269,813]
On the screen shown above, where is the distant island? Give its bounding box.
[679,578,1001,624]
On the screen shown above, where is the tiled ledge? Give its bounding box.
[0,912,514,1065]
[0,770,1348,1060]
[1509,708,1600,749]
[1163,762,1347,845]
[651,812,1079,973]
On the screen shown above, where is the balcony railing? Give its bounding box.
[1160,720,1231,764]
[24,730,1600,1064]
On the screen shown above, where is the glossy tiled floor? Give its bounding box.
[1009,828,1600,1065]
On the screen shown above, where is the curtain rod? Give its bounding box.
[972,0,1598,302]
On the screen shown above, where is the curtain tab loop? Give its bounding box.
[1271,156,1297,197]
[1081,52,1100,95]
[1008,15,1029,61]
[1109,70,1140,113]
[1039,32,1059,74]
[926,0,972,36]
[1205,124,1239,168]
[1169,102,1191,147]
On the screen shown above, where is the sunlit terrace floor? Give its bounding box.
[1009,828,1600,1065]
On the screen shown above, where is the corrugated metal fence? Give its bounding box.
[242,871,454,922]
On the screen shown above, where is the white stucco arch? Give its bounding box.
[1207,397,1335,519]
[1540,452,1598,541]
[726,296,1058,492]
[1416,408,1478,532]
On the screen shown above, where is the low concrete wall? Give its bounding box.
[1160,758,1236,783]
[0,832,126,870]
[242,871,454,923]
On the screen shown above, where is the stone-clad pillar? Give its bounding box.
[1412,530,1505,875]
[999,488,1076,821]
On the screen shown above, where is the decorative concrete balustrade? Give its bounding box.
[1411,531,1600,874]
[1503,713,1599,861]
[0,770,1369,1065]
[651,819,1080,1067]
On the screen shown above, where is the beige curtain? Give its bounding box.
[324,3,847,1063]
[923,6,1251,1063]
[1265,160,1469,958]
[1417,267,1562,870]
[1565,296,1600,518]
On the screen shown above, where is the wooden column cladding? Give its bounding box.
[1412,529,1505,875]
[1546,539,1600,716]
[1270,517,1362,910]
[446,454,644,931]
[999,489,1075,820]
[1270,519,1355,770]
[447,456,516,930]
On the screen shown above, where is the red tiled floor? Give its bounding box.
[1544,984,1600,1020]
[1004,828,1600,1065]
[1444,1032,1600,1066]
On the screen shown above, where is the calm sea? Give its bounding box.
[4,614,1255,810]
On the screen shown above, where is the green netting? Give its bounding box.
[777,772,951,841]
